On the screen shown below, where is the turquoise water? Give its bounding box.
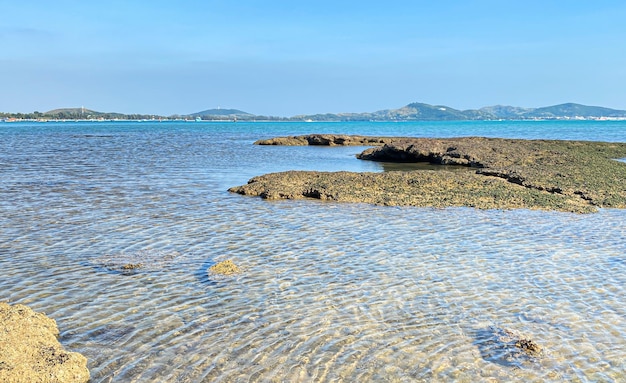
[1,120,625,382]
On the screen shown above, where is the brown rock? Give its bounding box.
[93,249,180,275]
[0,302,90,383]
[254,134,401,146]
[121,263,143,270]
[515,338,543,357]
[476,326,543,367]
[231,136,626,213]
[209,260,241,276]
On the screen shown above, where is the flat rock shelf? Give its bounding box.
[230,135,626,213]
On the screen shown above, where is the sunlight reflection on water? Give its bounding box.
[1,121,625,382]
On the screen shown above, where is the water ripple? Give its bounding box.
[1,122,625,382]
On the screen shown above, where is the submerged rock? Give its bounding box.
[0,302,90,383]
[121,263,143,270]
[474,326,543,367]
[515,337,543,357]
[94,249,180,275]
[209,260,241,276]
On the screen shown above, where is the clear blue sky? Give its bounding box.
[2,0,625,116]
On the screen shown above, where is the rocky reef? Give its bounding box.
[0,302,90,383]
[255,134,402,146]
[229,135,626,213]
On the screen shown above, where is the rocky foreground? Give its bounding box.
[230,134,626,213]
[0,302,89,383]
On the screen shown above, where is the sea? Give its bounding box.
[1,120,625,382]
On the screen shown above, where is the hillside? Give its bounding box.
[477,105,531,119]
[44,108,127,119]
[188,108,254,117]
[291,102,626,121]
[46,107,98,115]
[522,103,626,118]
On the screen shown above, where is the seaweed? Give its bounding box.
[474,326,543,368]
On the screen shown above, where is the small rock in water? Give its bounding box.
[209,260,241,276]
[121,263,143,270]
[515,338,542,357]
[474,326,543,367]
[93,249,180,275]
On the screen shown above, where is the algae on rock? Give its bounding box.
[474,326,543,368]
[209,260,241,276]
[230,136,626,213]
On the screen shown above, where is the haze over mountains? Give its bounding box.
[284,102,626,122]
[4,102,626,121]
[188,108,254,118]
[170,102,626,121]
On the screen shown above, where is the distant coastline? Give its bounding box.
[3,102,626,123]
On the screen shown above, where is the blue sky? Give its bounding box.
[1,1,625,116]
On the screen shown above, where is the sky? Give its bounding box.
[1,0,625,116]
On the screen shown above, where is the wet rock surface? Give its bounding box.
[0,302,90,383]
[230,135,626,213]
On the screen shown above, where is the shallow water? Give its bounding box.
[1,120,625,382]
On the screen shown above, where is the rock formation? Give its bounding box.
[0,302,90,383]
[255,134,401,146]
[229,135,626,213]
[209,260,241,276]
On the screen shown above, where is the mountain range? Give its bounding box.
[188,108,254,118]
[287,102,626,121]
[188,102,626,121]
[4,102,626,121]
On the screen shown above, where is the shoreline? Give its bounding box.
[230,135,626,213]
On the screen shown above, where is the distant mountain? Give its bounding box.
[188,108,254,118]
[373,102,469,120]
[46,108,99,115]
[292,102,626,121]
[25,108,154,120]
[3,102,624,122]
[43,108,128,119]
[289,103,470,122]
[521,103,626,118]
[477,105,532,119]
